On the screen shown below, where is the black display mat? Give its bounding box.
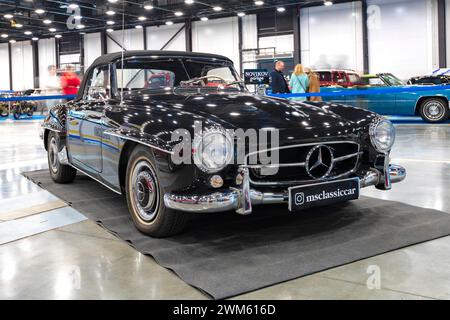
[23,170,450,299]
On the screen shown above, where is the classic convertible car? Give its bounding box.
[321,72,450,123]
[41,51,406,237]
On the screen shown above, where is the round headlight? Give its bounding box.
[192,129,233,173]
[369,118,396,153]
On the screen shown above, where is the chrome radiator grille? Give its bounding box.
[244,141,362,186]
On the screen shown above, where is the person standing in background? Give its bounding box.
[61,65,81,98]
[289,64,309,101]
[269,60,290,94]
[307,69,322,102]
[42,65,60,111]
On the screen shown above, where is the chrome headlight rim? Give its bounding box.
[192,128,234,174]
[369,117,396,154]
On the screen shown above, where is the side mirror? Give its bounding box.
[87,86,107,100]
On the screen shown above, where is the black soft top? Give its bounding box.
[89,50,232,68]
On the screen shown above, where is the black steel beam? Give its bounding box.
[438,0,447,68]
[143,26,148,50]
[292,6,301,65]
[100,30,107,55]
[55,38,60,69]
[238,16,243,75]
[8,42,12,90]
[32,40,39,89]
[185,19,192,52]
[361,0,369,73]
[80,34,85,75]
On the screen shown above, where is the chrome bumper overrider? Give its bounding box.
[163,164,406,214]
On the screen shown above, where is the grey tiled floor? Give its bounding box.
[0,121,449,300]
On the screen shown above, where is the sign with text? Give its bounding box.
[244,69,270,85]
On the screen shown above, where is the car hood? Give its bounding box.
[115,92,377,144]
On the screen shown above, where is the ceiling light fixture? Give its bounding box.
[135,25,143,29]
[108,0,118,3]
[9,39,16,43]
[43,19,52,24]
[55,34,62,38]
[138,16,147,21]
[106,20,115,25]
[254,1,264,5]
[200,17,208,21]
[32,37,39,41]
[213,6,222,11]
[76,24,85,29]
[165,21,173,25]
[35,9,45,14]
[175,11,183,16]
[4,14,13,19]
[106,28,114,32]
[68,3,79,9]
[24,31,32,35]
[1,34,8,38]
[14,23,23,28]
[185,0,194,4]
[324,0,333,6]
[144,2,154,10]
[237,12,246,17]
[277,7,286,12]
[49,28,56,32]
[106,10,115,15]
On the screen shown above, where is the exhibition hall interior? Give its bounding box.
[1,0,450,301]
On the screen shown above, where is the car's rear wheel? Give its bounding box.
[47,131,77,183]
[419,98,450,123]
[125,145,188,237]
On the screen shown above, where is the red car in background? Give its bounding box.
[315,70,362,87]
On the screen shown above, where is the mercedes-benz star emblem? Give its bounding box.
[305,145,334,179]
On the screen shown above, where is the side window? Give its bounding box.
[84,65,111,100]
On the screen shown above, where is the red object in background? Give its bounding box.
[61,72,81,95]
[315,70,362,88]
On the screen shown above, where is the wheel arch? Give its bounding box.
[118,140,138,193]
[415,96,449,116]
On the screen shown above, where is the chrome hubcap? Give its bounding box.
[131,160,159,222]
[49,137,59,173]
[425,102,444,120]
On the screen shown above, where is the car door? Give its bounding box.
[67,65,111,173]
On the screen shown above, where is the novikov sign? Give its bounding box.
[244,69,270,85]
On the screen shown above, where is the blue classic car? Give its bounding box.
[321,73,450,123]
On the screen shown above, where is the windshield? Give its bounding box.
[380,73,404,86]
[115,57,244,97]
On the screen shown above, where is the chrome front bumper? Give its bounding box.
[164,164,406,214]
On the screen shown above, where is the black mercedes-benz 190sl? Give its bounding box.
[41,50,406,237]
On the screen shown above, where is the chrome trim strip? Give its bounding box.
[333,151,364,162]
[164,164,406,214]
[103,130,174,155]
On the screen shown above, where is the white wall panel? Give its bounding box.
[0,43,10,90]
[242,15,258,49]
[38,38,56,89]
[107,28,144,53]
[146,24,186,51]
[192,17,240,69]
[368,0,438,79]
[84,32,102,69]
[241,15,258,70]
[300,1,364,72]
[11,41,34,90]
[259,34,294,54]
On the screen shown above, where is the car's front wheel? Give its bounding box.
[47,131,77,183]
[125,145,188,237]
[419,98,450,123]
